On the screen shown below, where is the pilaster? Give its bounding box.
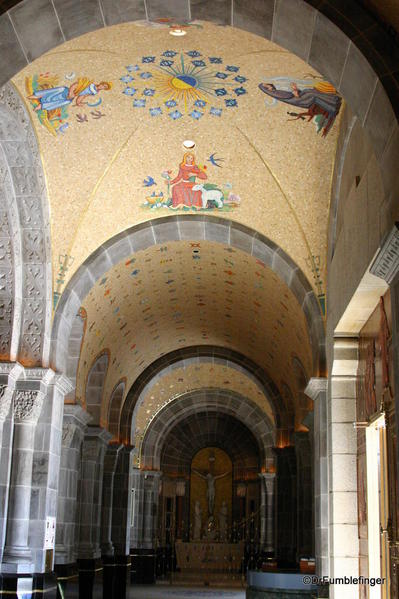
[305,377,328,577]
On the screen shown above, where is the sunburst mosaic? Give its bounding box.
[120,50,248,119]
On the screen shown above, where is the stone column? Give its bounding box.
[273,447,297,564]
[329,339,359,599]
[294,431,313,559]
[258,473,276,554]
[100,443,122,599]
[264,473,276,554]
[76,426,112,599]
[305,377,328,577]
[130,469,161,584]
[0,363,19,565]
[0,367,71,599]
[111,446,133,599]
[54,405,91,597]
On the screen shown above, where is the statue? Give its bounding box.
[219,501,228,541]
[192,469,229,515]
[193,500,202,540]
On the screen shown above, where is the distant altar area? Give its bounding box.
[175,541,244,573]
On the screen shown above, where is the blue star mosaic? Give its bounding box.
[123,87,137,96]
[169,110,183,120]
[190,110,203,120]
[120,51,248,120]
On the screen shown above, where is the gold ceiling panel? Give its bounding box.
[12,21,342,310]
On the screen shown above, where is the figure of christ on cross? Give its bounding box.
[192,452,229,516]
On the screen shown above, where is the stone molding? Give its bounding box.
[0,384,12,420]
[304,377,328,401]
[370,223,399,285]
[12,389,44,422]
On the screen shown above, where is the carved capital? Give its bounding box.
[304,377,328,401]
[13,389,44,422]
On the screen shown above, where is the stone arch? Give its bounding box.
[0,84,51,367]
[51,216,325,395]
[128,353,277,446]
[139,388,276,471]
[0,1,396,373]
[85,350,109,425]
[108,378,126,440]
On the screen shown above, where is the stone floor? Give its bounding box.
[65,583,246,598]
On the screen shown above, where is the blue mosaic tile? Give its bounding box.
[215,72,228,79]
[210,107,222,116]
[123,87,137,96]
[225,98,238,107]
[133,99,146,107]
[169,110,183,120]
[209,57,222,63]
[226,65,239,72]
[150,107,162,116]
[140,72,153,79]
[215,88,227,96]
[186,50,201,57]
[163,50,177,57]
[190,110,203,120]
[142,56,155,63]
[234,87,247,95]
[143,88,155,96]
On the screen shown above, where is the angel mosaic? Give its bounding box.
[142,152,240,212]
[25,73,112,135]
[258,76,341,137]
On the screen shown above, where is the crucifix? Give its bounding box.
[192,451,228,516]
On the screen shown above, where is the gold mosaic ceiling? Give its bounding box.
[12,20,343,310]
[77,240,312,426]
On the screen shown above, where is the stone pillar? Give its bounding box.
[130,469,161,584]
[273,447,297,565]
[111,446,133,599]
[100,443,122,599]
[0,366,71,599]
[329,339,359,599]
[264,473,276,554]
[0,364,19,565]
[305,377,328,577]
[294,431,313,559]
[77,426,112,599]
[54,405,91,598]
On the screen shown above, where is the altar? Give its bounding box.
[175,541,244,573]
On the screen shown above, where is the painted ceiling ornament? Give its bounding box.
[142,151,240,212]
[258,76,341,137]
[25,73,112,136]
[120,52,248,120]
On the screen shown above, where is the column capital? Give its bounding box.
[84,425,113,444]
[304,377,328,401]
[63,404,92,427]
